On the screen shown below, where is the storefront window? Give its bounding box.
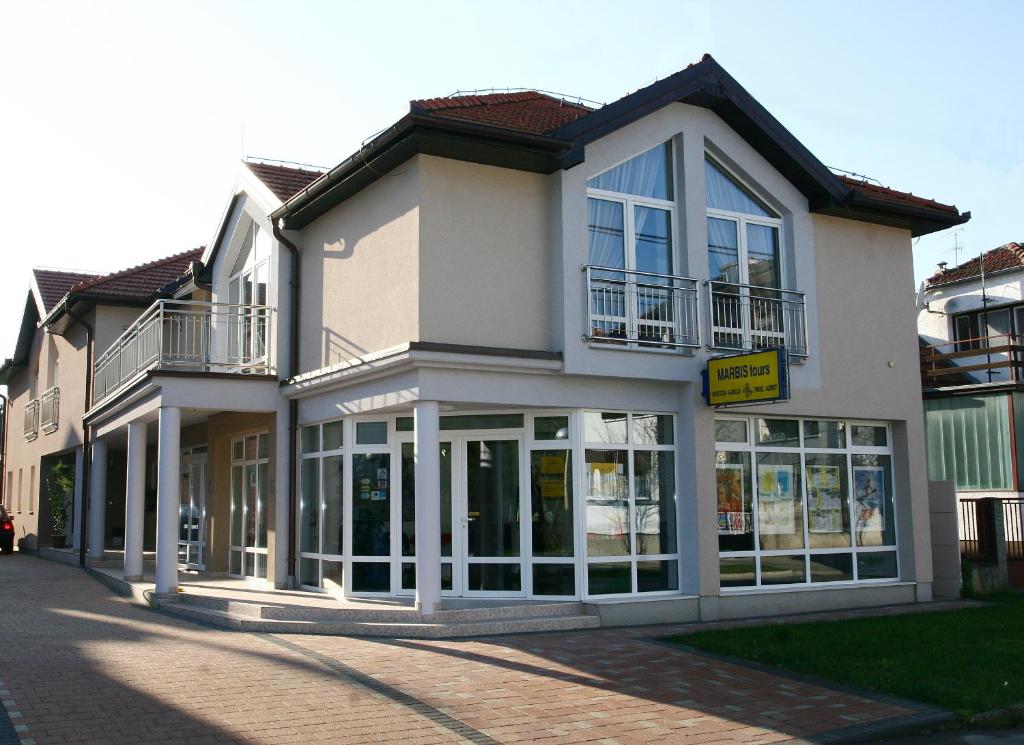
[716,417,897,589]
[299,420,348,592]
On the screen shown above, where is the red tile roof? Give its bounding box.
[70,247,205,300]
[838,175,960,216]
[33,269,99,314]
[245,161,325,202]
[926,242,1024,287]
[410,91,592,135]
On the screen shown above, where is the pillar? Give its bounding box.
[123,421,147,581]
[414,400,441,615]
[155,407,181,594]
[71,445,84,551]
[87,439,108,560]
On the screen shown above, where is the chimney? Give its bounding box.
[937,261,948,272]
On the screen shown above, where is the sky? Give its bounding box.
[1,0,1021,357]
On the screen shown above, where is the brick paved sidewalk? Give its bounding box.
[0,554,953,744]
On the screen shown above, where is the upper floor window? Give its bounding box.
[706,158,782,289]
[228,222,270,365]
[953,306,1017,352]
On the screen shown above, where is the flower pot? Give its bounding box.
[51,534,67,549]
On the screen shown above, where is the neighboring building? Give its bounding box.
[4,55,969,624]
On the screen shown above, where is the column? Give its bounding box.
[87,439,108,560]
[155,407,181,595]
[414,400,441,615]
[71,445,84,551]
[273,405,291,588]
[123,421,147,581]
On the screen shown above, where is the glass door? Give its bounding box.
[461,437,526,596]
[178,448,207,570]
[397,439,455,596]
[228,433,269,579]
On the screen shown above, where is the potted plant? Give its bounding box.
[46,460,73,549]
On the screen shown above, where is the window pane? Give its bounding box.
[760,555,806,585]
[851,425,887,447]
[351,562,390,593]
[637,560,678,592]
[705,159,775,217]
[531,450,574,557]
[230,465,243,547]
[634,206,672,275]
[245,435,258,460]
[401,442,451,558]
[588,562,632,595]
[857,551,898,580]
[466,440,520,558]
[299,557,318,587]
[720,556,756,588]
[715,419,747,444]
[810,553,853,582]
[299,459,319,554]
[585,449,630,556]
[806,454,851,549]
[587,198,625,271]
[803,420,846,449]
[356,421,387,445]
[756,452,804,550]
[746,223,780,289]
[232,438,244,462]
[534,416,569,441]
[634,451,675,555]
[633,414,673,445]
[352,453,390,556]
[852,454,896,547]
[532,564,575,596]
[707,217,740,284]
[323,421,343,451]
[467,563,521,593]
[244,465,257,547]
[588,142,672,200]
[584,412,628,444]
[756,419,800,448]
[717,451,753,551]
[322,456,343,556]
[439,414,524,430]
[256,463,268,548]
[231,223,255,275]
[322,560,343,592]
[395,417,414,432]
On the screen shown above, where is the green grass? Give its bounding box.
[665,593,1024,718]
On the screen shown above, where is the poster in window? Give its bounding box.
[757,464,795,535]
[539,454,568,499]
[716,464,749,535]
[807,465,843,533]
[854,466,886,532]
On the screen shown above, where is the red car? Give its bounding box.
[0,506,13,554]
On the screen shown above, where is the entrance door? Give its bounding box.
[178,448,207,570]
[397,439,455,596]
[229,433,270,579]
[461,437,526,596]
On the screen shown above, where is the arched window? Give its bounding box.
[227,221,270,367]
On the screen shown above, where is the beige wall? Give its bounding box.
[93,305,145,357]
[418,156,552,351]
[298,157,421,372]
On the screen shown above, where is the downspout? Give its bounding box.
[272,217,300,586]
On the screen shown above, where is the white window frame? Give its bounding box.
[228,431,270,581]
[227,221,271,368]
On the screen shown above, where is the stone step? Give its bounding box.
[158,602,600,638]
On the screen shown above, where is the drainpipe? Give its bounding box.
[272,217,300,586]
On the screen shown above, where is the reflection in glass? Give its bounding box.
[760,555,806,585]
[705,158,775,217]
[466,440,520,559]
[322,561,343,592]
[634,206,672,275]
[809,553,853,582]
[530,450,573,557]
[857,551,898,579]
[400,442,453,558]
[757,419,800,448]
[584,412,628,444]
[256,463,268,548]
[299,556,318,587]
[352,453,391,556]
[230,465,243,547]
[851,425,887,447]
[637,560,678,592]
[534,416,569,441]
[585,449,630,556]
[322,456,343,556]
[323,421,343,451]
[351,562,390,593]
[299,459,319,554]
[707,217,740,284]
[715,418,748,444]
[720,557,756,587]
[356,421,388,445]
[467,563,521,592]
[587,198,625,271]
[588,562,632,595]
[745,223,781,289]
[634,451,675,555]
[588,142,673,200]
[533,564,575,596]
[803,420,846,449]
[633,414,673,445]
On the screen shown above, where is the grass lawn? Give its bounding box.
[665,593,1024,718]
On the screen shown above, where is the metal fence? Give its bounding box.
[1002,498,1024,562]
[39,387,59,434]
[959,498,997,563]
[707,280,808,357]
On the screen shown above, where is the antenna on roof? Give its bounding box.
[948,227,966,267]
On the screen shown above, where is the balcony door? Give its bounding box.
[227,222,270,370]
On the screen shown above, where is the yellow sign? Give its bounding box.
[704,349,789,407]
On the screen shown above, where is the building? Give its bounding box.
[2,55,969,626]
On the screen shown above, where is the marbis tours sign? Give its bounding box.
[702,348,790,407]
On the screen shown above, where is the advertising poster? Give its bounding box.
[807,465,843,533]
[716,463,748,535]
[590,461,626,500]
[757,464,795,535]
[854,466,886,532]
[539,454,568,500]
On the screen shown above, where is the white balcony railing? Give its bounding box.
[24,398,39,441]
[92,300,274,405]
[707,280,808,357]
[40,387,60,434]
[582,265,701,349]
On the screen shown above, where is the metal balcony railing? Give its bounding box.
[92,300,274,405]
[24,398,39,441]
[707,280,808,357]
[582,265,700,349]
[40,387,59,434]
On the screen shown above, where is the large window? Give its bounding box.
[953,305,1019,352]
[584,412,677,596]
[716,417,897,588]
[228,221,270,367]
[298,421,345,592]
[229,432,270,579]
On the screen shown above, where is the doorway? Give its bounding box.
[228,433,270,579]
[179,447,208,570]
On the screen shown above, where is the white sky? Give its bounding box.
[1,0,1021,357]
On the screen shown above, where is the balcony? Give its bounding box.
[582,265,700,349]
[24,398,39,441]
[92,300,274,406]
[40,387,60,434]
[920,334,1024,389]
[707,281,808,357]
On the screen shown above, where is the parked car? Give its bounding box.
[0,506,13,554]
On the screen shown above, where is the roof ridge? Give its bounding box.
[70,246,204,294]
[245,159,326,176]
[411,90,592,113]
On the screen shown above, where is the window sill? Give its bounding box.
[720,579,911,595]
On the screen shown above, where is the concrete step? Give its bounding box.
[157,602,600,638]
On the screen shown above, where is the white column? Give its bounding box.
[71,445,85,551]
[273,405,291,588]
[87,439,108,560]
[155,407,181,594]
[414,400,442,615]
[123,421,147,581]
